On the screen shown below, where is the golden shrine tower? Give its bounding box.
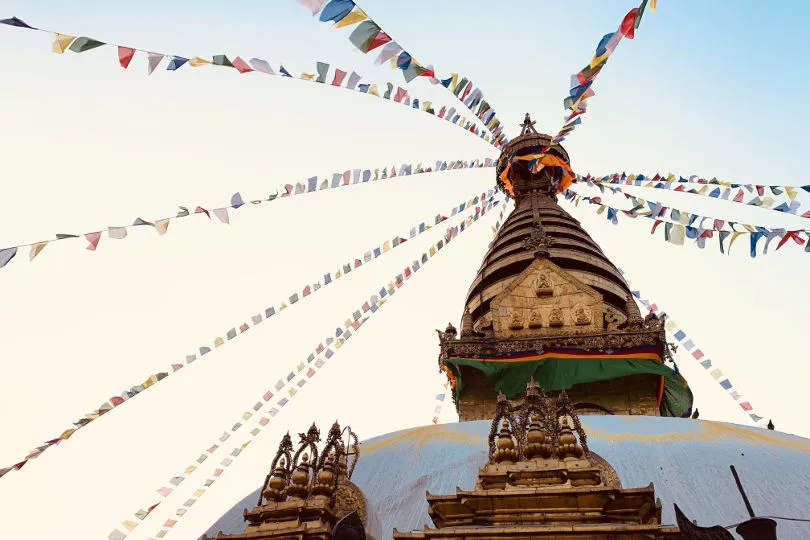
[439,113,692,421]
[204,116,793,540]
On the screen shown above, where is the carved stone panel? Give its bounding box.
[490,258,604,338]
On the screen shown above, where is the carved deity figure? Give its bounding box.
[573,304,590,326]
[508,310,524,330]
[535,273,553,296]
[603,309,621,331]
[528,309,543,328]
[548,308,563,327]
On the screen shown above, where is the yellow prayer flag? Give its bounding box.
[334,8,368,28]
[335,270,343,278]
[666,173,675,181]
[450,73,459,92]
[760,196,774,208]
[728,231,746,253]
[289,387,297,397]
[742,224,756,233]
[241,441,251,449]
[369,85,379,96]
[242,411,252,421]
[155,219,170,236]
[596,205,606,215]
[429,246,436,256]
[193,489,205,497]
[335,340,342,349]
[785,186,798,200]
[214,337,224,347]
[184,465,197,474]
[52,33,75,54]
[29,242,47,261]
[143,375,158,388]
[297,362,305,372]
[59,429,76,440]
[189,57,211,67]
[628,174,636,182]
[589,52,609,68]
[650,0,657,11]
[697,185,709,195]
[122,521,138,532]
[301,73,316,80]
[280,302,288,310]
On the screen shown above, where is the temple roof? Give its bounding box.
[464,195,636,331]
[205,417,810,540]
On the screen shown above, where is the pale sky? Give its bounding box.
[1,1,808,539]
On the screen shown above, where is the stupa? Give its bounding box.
[204,116,810,540]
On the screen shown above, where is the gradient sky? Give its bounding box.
[1,1,808,538]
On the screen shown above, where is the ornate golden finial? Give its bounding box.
[488,393,523,462]
[311,453,337,499]
[556,417,584,460]
[519,113,538,136]
[286,453,312,499]
[263,456,289,502]
[444,322,457,338]
[492,420,519,463]
[523,413,552,460]
[554,390,589,456]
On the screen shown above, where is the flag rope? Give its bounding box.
[0,16,493,146]
[0,183,494,481]
[619,268,768,426]
[108,193,503,540]
[0,158,496,270]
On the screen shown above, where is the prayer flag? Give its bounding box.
[69,37,105,53]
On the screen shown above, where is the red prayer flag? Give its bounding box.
[650,220,664,234]
[692,349,704,360]
[118,46,135,69]
[354,259,362,268]
[172,364,183,372]
[331,69,347,86]
[263,391,273,401]
[620,8,639,38]
[306,368,316,378]
[303,285,311,297]
[776,230,804,250]
[259,417,269,426]
[432,417,438,424]
[315,343,324,354]
[164,519,177,528]
[393,87,407,103]
[109,396,125,407]
[85,232,101,251]
[362,301,370,312]
[214,468,224,476]
[194,206,211,218]
[231,56,254,74]
[239,323,249,332]
[733,189,744,203]
[740,402,753,411]
[367,31,392,52]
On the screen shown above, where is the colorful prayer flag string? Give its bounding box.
[618,269,767,426]
[549,0,653,146]
[0,17,492,145]
[0,158,496,272]
[562,187,809,257]
[108,194,503,540]
[577,172,810,218]
[0,184,494,482]
[431,199,510,425]
[297,1,508,147]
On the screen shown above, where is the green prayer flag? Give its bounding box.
[316,61,329,83]
[634,0,648,29]
[348,21,382,54]
[212,55,233,67]
[69,37,105,53]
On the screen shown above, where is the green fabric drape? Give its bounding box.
[444,357,692,418]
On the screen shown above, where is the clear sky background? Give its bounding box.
[0,1,808,538]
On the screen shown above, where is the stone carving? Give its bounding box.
[508,310,523,330]
[528,309,543,328]
[604,308,621,331]
[548,308,563,327]
[535,273,553,296]
[573,304,591,326]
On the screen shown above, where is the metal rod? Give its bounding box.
[730,465,756,518]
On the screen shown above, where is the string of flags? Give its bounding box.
[0,16,492,145]
[0,187,494,482]
[562,187,809,257]
[578,172,810,218]
[618,269,767,426]
[431,199,510,424]
[297,1,508,147]
[108,194,503,540]
[551,0,655,146]
[0,157,496,271]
